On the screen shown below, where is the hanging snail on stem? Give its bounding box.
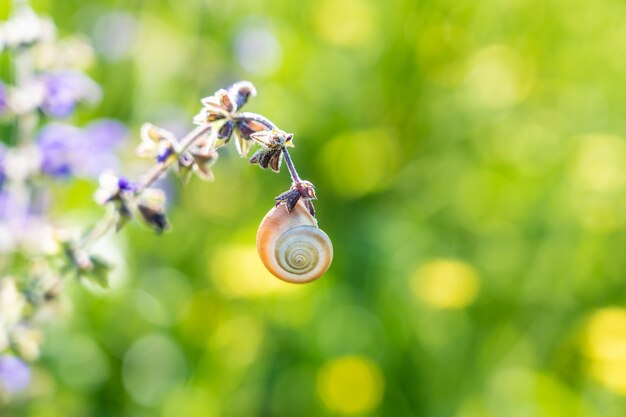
[257,200,333,283]
[249,129,333,283]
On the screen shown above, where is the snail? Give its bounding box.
[256,200,333,283]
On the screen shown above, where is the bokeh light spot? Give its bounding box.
[210,245,304,298]
[571,134,626,232]
[416,23,467,86]
[319,129,397,199]
[411,259,480,309]
[91,11,138,62]
[464,45,533,108]
[583,308,626,393]
[575,134,626,193]
[312,0,376,47]
[317,355,384,415]
[235,21,282,76]
[122,334,187,406]
[583,308,626,395]
[56,335,109,391]
[585,308,626,360]
[162,387,220,417]
[132,290,168,326]
[211,314,264,369]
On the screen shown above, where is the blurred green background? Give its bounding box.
[6,0,626,415]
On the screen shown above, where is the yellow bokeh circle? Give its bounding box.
[411,259,480,309]
[583,307,626,395]
[317,355,384,415]
[210,245,303,298]
[312,0,377,47]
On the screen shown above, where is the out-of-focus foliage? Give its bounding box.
[3,0,626,415]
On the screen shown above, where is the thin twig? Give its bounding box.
[79,205,117,250]
[282,147,301,184]
[77,124,214,251]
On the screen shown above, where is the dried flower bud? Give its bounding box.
[194,89,233,125]
[190,147,218,181]
[136,188,169,233]
[249,147,283,172]
[137,123,178,163]
[192,82,265,157]
[248,130,294,172]
[217,120,234,141]
[93,171,134,230]
[228,81,256,109]
[274,180,317,215]
[234,113,276,141]
[274,189,301,212]
[176,152,195,184]
[250,129,294,149]
[176,139,219,183]
[211,112,274,158]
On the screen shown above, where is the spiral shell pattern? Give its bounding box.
[257,201,333,283]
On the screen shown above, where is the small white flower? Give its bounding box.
[0,278,26,336]
[35,36,95,70]
[12,325,43,361]
[4,145,41,182]
[94,170,127,205]
[0,223,16,254]
[7,82,46,115]
[2,7,55,49]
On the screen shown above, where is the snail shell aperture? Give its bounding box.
[256,201,333,283]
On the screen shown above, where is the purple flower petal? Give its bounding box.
[84,119,128,150]
[37,123,82,177]
[37,119,127,179]
[0,355,31,394]
[73,120,127,177]
[41,70,101,118]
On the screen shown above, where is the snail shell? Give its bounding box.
[257,200,333,283]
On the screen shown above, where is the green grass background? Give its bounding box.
[4,0,626,415]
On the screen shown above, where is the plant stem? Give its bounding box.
[11,0,37,145]
[282,147,301,184]
[79,205,117,250]
[78,123,214,251]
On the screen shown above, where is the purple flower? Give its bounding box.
[0,355,31,393]
[37,123,82,177]
[37,119,127,178]
[74,119,127,177]
[0,190,22,221]
[40,70,101,118]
